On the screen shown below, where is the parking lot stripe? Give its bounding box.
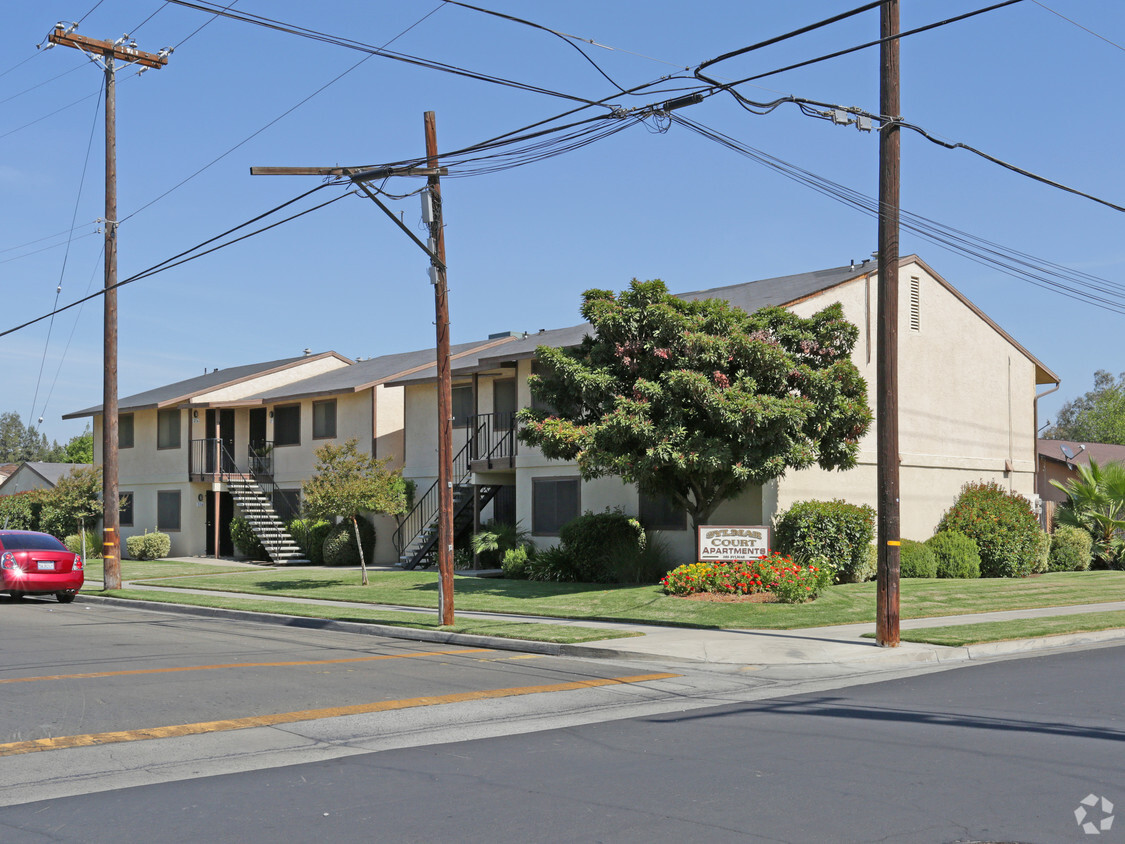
[0,648,495,684]
[0,672,680,757]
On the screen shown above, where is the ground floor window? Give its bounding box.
[119,492,134,527]
[532,477,580,535]
[273,489,301,522]
[639,490,687,531]
[157,490,181,532]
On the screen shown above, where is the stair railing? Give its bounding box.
[393,435,477,557]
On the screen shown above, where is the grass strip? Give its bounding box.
[860,611,1125,647]
[98,589,639,645]
[132,568,1125,630]
[85,560,256,582]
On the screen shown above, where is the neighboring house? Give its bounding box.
[63,343,515,562]
[1037,438,1125,527]
[0,462,91,496]
[0,464,18,486]
[390,256,1059,564]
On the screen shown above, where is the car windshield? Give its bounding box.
[0,533,67,552]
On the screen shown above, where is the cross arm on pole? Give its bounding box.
[47,27,168,69]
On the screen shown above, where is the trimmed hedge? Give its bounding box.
[936,481,1043,578]
[0,491,40,531]
[286,517,332,565]
[899,539,938,578]
[125,531,170,561]
[558,510,647,583]
[925,531,981,579]
[1049,525,1093,572]
[773,499,877,583]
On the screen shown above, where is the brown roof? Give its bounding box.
[1038,438,1125,469]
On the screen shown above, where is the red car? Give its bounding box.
[1,530,84,603]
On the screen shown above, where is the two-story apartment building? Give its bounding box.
[390,256,1059,563]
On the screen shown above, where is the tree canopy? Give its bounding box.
[301,439,409,584]
[1044,370,1125,445]
[517,279,873,534]
[0,413,91,464]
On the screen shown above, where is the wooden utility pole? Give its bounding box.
[249,116,454,623]
[424,112,455,626]
[47,26,168,590]
[875,0,901,647]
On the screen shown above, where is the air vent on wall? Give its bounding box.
[909,277,921,332]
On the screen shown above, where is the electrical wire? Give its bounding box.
[119,3,444,224]
[1031,0,1125,53]
[160,0,611,106]
[0,63,86,107]
[29,84,103,427]
[0,225,100,259]
[671,114,1125,315]
[438,0,626,92]
[1,184,351,340]
[0,88,102,142]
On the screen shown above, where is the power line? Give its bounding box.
[30,84,103,427]
[671,114,1125,315]
[1031,0,1125,53]
[0,184,349,340]
[0,62,86,107]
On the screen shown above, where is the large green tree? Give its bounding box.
[301,439,409,585]
[1045,370,1125,445]
[0,412,59,463]
[518,279,873,544]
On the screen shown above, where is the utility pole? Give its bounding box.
[250,114,455,623]
[424,112,455,626]
[875,0,901,647]
[47,26,168,590]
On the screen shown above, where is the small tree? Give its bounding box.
[518,279,872,556]
[1051,458,1125,568]
[301,439,408,585]
[42,465,103,539]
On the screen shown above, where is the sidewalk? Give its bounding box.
[83,558,1125,671]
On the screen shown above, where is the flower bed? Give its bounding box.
[660,554,834,603]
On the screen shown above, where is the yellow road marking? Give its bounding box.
[0,649,494,685]
[0,672,679,757]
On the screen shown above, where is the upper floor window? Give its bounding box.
[274,404,301,446]
[313,399,337,440]
[452,385,474,428]
[157,409,180,450]
[119,413,135,449]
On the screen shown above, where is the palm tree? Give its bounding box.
[1051,458,1125,567]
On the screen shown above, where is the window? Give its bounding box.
[452,385,474,428]
[529,360,557,414]
[274,404,300,446]
[119,413,134,449]
[157,490,181,531]
[313,399,337,439]
[532,477,580,535]
[119,492,134,527]
[273,489,301,522]
[639,490,687,531]
[157,409,180,450]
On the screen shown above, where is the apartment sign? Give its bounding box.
[698,526,770,561]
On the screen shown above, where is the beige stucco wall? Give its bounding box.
[192,357,350,404]
[779,263,1041,539]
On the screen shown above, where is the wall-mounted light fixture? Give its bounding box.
[197,493,204,502]
[193,410,198,419]
[269,411,274,419]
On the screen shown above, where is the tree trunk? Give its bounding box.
[352,515,369,586]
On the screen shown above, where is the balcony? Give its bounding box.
[466,412,518,471]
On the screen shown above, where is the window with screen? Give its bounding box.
[119,413,134,449]
[532,477,580,535]
[157,490,181,531]
[312,399,337,439]
[639,490,687,531]
[157,409,180,450]
[274,405,300,446]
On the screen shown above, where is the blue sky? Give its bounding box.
[2,0,1123,444]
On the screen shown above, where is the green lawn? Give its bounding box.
[84,560,262,582]
[128,567,1125,631]
[102,589,638,644]
[862,611,1125,646]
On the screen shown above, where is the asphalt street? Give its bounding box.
[3,600,1123,843]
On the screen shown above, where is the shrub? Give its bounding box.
[64,530,103,558]
[899,539,937,578]
[936,481,1042,578]
[660,555,834,603]
[36,504,72,541]
[1032,528,1051,574]
[558,509,646,583]
[525,544,580,582]
[322,516,376,567]
[926,531,981,579]
[286,517,332,565]
[125,531,170,561]
[501,545,533,579]
[773,499,876,583]
[0,491,40,531]
[230,516,267,561]
[1049,525,1093,572]
[471,520,533,568]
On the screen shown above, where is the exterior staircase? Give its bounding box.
[396,482,502,570]
[226,475,308,565]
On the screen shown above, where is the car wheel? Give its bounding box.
[56,592,76,604]
[9,591,24,600]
